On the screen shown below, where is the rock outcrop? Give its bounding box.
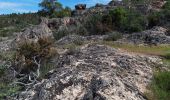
[75,4,86,10]
[16,44,162,100]
[109,0,124,6]
[56,35,109,45]
[15,19,52,44]
[121,26,170,45]
[0,39,13,52]
[151,0,166,10]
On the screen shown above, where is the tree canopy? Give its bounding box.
[39,0,71,17]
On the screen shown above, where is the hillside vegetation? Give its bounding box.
[0,0,170,100]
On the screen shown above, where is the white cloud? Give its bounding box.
[0,2,36,14]
[0,2,24,9]
[13,9,37,13]
[76,0,111,6]
[89,0,111,4]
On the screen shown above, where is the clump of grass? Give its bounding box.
[73,38,84,45]
[0,51,16,61]
[0,83,21,99]
[104,32,122,41]
[40,62,55,78]
[164,52,170,59]
[146,71,170,100]
[53,28,69,40]
[163,59,170,68]
[0,65,6,77]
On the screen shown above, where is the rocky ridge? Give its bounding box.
[118,26,170,45]
[16,44,162,100]
[0,1,169,99]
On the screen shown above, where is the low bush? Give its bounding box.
[15,36,57,74]
[105,32,122,41]
[76,25,88,36]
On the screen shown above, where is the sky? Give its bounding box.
[0,0,111,14]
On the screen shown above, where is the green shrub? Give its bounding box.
[109,7,145,33]
[109,7,127,28]
[163,0,170,10]
[160,9,170,24]
[147,0,170,27]
[148,12,161,28]
[84,15,106,35]
[101,14,113,31]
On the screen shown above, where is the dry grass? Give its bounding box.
[102,41,170,57]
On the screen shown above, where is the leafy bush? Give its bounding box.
[147,0,170,27]
[109,7,145,33]
[163,0,170,10]
[148,10,170,27]
[109,7,127,29]
[147,12,161,28]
